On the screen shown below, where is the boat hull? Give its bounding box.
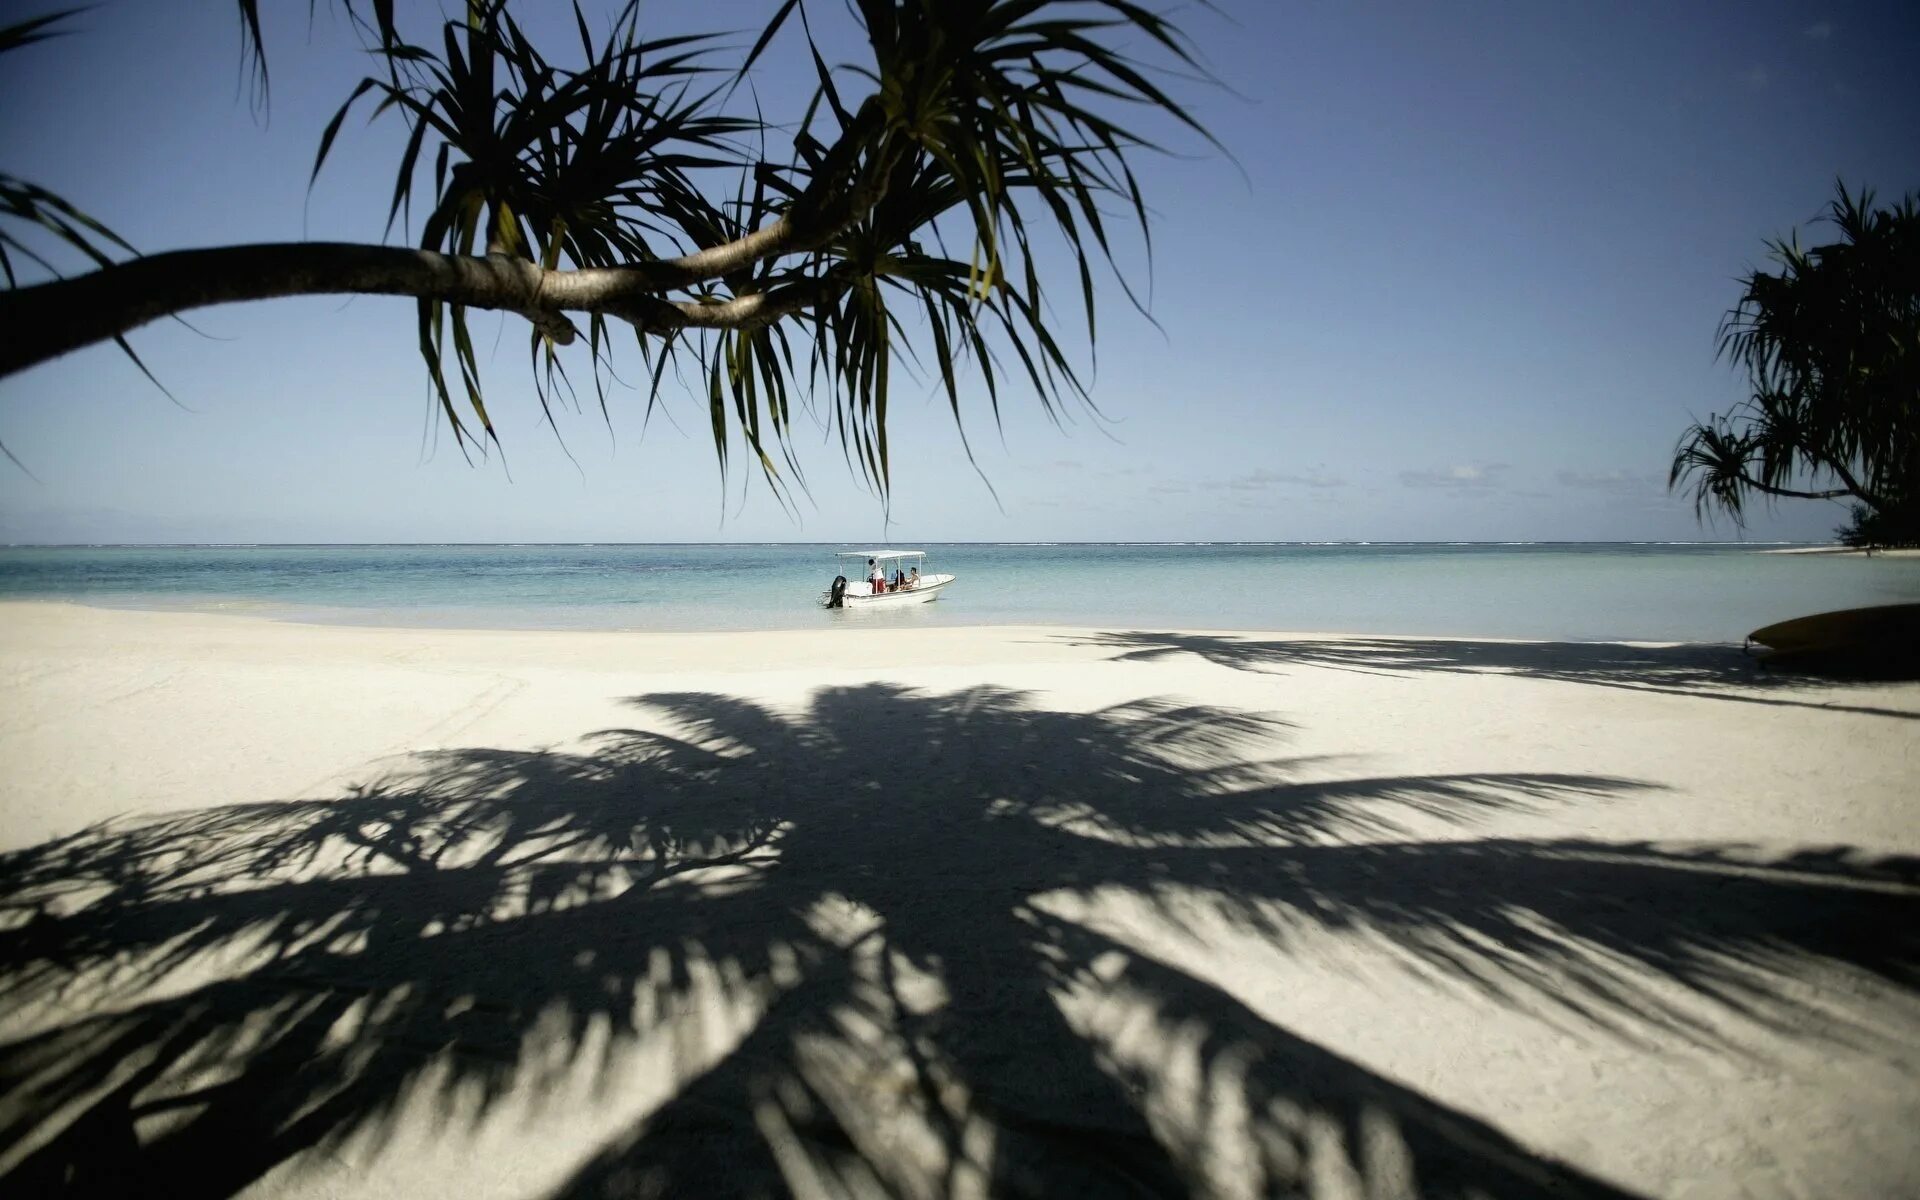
[826,574,955,609]
[1749,602,1920,653]
[1747,602,1920,674]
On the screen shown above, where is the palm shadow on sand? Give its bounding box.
[2,683,1917,1198]
[1061,631,1920,719]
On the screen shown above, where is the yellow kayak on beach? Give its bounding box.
[1746,603,1920,665]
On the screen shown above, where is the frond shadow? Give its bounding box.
[1062,631,1920,720]
[3,683,1915,1198]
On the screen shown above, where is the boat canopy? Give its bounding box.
[835,550,925,561]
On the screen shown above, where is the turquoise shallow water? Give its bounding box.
[3,543,1919,643]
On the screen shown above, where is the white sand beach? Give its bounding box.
[1761,546,1920,557]
[2,600,1917,1199]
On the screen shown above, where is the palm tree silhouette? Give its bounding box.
[2,684,1914,1197]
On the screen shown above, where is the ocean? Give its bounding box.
[3,542,1918,643]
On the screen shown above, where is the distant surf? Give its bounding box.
[5,541,1918,642]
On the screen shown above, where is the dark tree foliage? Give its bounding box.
[0,1,1221,500]
[1670,182,1920,545]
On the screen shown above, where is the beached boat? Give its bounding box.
[822,550,955,609]
[1746,602,1920,671]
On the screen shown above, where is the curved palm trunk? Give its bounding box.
[0,239,866,381]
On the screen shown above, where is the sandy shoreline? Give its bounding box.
[1761,545,1920,556]
[2,599,1916,1198]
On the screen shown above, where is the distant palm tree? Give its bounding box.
[1670,182,1919,544]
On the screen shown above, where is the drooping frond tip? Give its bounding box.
[1675,179,1918,538]
[1,2,1228,506]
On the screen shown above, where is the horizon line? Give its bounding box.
[1,539,1817,549]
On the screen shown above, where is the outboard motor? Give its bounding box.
[826,575,848,608]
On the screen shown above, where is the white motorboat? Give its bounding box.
[822,550,955,608]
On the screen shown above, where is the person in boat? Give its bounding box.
[908,566,920,588]
[868,558,886,595]
[892,567,907,590]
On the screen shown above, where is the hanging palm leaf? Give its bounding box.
[1,1,1224,502]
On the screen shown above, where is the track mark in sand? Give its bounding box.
[2,661,82,691]
[287,673,530,800]
[413,674,530,746]
[0,667,188,737]
[91,669,191,710]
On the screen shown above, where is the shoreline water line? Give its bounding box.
[5,542,1919,643]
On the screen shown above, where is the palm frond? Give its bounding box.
[1678,179,1919,527]
[0,13,171,403]
[13,2,1226,502]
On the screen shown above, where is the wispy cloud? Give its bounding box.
[1025,497,1092,511]
[1804,20,1833,39]
[1399,463,1511,490]
[1556,468,1665,494]
[1740,64,1770,89]
[1236,468,1348,490]
[1167,467,1351,496]
[1195,468,1349,492]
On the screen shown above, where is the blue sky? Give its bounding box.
[1,0,1915,544]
